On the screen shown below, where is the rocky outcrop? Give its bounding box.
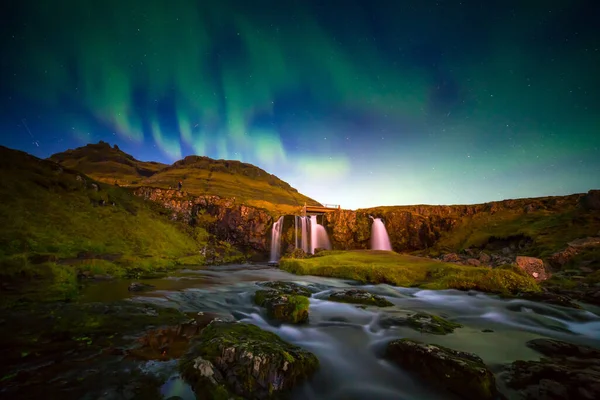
[180,321,319,399]
[503,338,600,399]
[133,187,272,253]
[548,237,600,268]
[386,338,497,400]
[323,194,584,252]
[516,256,551,282]
[328,288,393,307]
[581,189,600,210]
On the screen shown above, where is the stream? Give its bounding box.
[11,263,600,399]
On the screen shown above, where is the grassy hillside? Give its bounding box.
[49,141,166,185]
[0,146,241,303]
[50,143,321,211]
[280,250,539,294]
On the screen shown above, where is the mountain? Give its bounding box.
[48,141,167,185]
[0,145,243,303]
[49,142,321,211]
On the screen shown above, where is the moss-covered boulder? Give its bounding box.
[180,321,319,399]
[254,289,309,324]
[503,338,600,400]
[258,281,313,297]
[386,339,496,400]
[380,312,462,335]
[328,288,393,307]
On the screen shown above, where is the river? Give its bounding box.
[76,263,600,399]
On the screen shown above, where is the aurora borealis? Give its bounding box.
[1,0,598,209]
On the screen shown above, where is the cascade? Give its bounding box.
[300,216,309,253]
[269,216,284,262]
[370,217,392,251]
[310,215,331,254]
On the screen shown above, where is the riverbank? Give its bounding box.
[279,250,540,294]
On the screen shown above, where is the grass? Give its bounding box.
[0,146,242,304]
[279,250,540,294]
[432,208,600,258]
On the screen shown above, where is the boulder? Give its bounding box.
[254,290,309,324]
[515,256,550,282]
[503,338,600,400]
[479,252,491,264]
[581,189,600,210]
[442,253,461,262]
[386,339,496,400]
[328,288,393,307]
[180,321,319,399]
[467,258,481,266]
[379,312,462,334]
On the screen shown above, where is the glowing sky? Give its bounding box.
[1,0,599,209]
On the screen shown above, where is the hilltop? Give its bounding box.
[49,142,320,213]
[49,141,166,186]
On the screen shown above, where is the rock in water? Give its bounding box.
[328,288,393,307]
[180,321,319,399]
[380,312,462,334]
[258,281,314,297]
[503,338,600,400]
[128,282,155,292]
[254,289,309,324]
[386,339,497,400]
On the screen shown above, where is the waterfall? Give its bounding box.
[370,217,392,251]
[269,216,284,262]
[310,215,331,254]
[300,216,309,254]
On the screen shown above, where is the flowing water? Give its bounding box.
[36,264,600,399]
[371,217,392,251]
[269,216,284,262]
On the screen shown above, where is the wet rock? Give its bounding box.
[503,338,600,400]
[328,288,393,307]
[254,290,309,324]
[516,256,551,282]
[127,282,155,292]
[180,321,319,399]
[386,338,496,400]
[380,312,462,335]
[257,281,313,297]
[127,312,227,361]
[515,291,582,309]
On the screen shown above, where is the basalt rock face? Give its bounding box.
[133,187,272,253]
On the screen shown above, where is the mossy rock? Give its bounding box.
[328,289,393,307]
[386,338,496,400]
[380,312,462,335]
[257,281,313,297]
[503,339,600,399]
[254,290,309,324]
[179,321,319,399]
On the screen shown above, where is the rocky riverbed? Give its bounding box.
[1,263,599,399]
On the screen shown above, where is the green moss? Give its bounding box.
[328,289,393,307]
[254,290,310,324]
[259,281,313,297]
[405,313,462,335]
[280,250,539,294]
[180,321,319,399]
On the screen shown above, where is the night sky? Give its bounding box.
[1,0,599,209]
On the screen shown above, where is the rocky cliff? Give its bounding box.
[323,191,600,258]
[133,187,273,255]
